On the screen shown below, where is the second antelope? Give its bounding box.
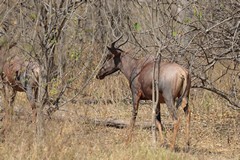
[0,49,39,138]
[96,36,191,150]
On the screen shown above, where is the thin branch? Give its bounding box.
[192,85,240,109]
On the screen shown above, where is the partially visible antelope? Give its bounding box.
[96,36,191,150]
[0,48,39,137]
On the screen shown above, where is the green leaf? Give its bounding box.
[30,13,37,21]
[69,49,81,61]
[193,7,197,17]
[172,31,177,37]
[198,11,203,20]
[184,17,191,24]
[193,5,203,20]
[134,22,141,31]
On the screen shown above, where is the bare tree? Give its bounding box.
[0,0,86,150]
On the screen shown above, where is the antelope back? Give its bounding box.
[2,56,39,91]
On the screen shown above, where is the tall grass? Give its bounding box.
[0,59,239,160]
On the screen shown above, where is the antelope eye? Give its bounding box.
[106,54,112,60]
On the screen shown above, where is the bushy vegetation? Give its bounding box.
[0,0,239,159]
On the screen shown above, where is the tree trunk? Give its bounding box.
[35,65,47,155]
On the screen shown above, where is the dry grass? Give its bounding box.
[0,74,239,160]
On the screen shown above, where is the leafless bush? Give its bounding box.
[0,1,239,158]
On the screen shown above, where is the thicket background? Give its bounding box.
[0,0,239,159]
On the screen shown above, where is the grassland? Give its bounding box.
[0,75,239,160]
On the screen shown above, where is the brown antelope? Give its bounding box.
[96,36,191,150]
[0,49,39,137]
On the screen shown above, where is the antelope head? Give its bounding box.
[96,35,128,80]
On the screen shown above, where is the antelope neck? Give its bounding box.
[118,54,138,82]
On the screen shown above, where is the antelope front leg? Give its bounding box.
[126,93,140,143]
[1,85,16,137]
[26,85,37,123]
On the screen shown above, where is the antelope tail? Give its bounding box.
[176,73,190,109]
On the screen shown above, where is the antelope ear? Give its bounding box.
[107,46,112,52]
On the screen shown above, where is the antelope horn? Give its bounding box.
[111,35,123,49]
[117,35,129,48]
